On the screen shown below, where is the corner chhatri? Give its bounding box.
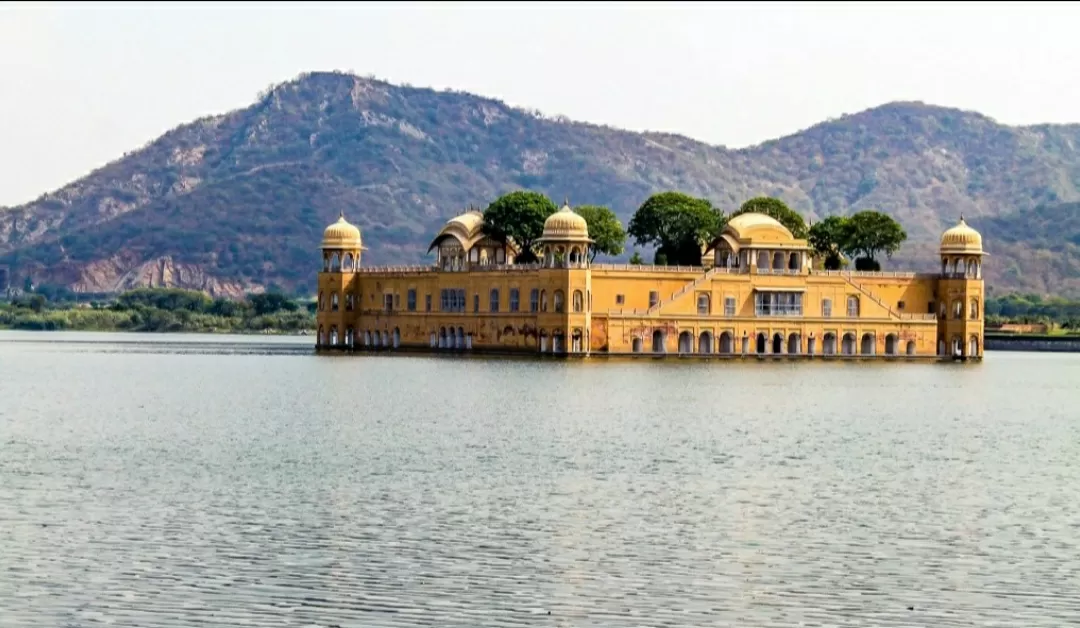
[316,206,985,360]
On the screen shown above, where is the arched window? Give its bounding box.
[540,290,548,312]
[697,293,710,315]
[343,253,354,271]
[331,292,340,312]
[346,293,355,311]
[847,296,860,317]
[969,298,979,320]
[318,292,325,312]
[490,288,500,313]
[572,290,584,313]
[953,300,964,320]
[330,253,341,272]
[554,290,565,313]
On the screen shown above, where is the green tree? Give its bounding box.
[731,196,809,239]
[627,191,723,266]
[628,250,644,265]
[808,215,849,270]
[482,190,559,264]
[27,294,46,313]
[248,292,297,316]
[574,204,627,262]
[841,210,907,269]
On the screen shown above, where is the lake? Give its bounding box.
[1,331,1078,627]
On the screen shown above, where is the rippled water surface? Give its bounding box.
[2,330,1079,627]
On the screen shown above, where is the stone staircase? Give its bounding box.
[646,267,721,315]
[840,273,900,319]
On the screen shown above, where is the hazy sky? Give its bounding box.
[2,0,1079,207]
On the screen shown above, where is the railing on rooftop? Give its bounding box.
[358,265,437,275]
[592,264,706,273]
[812,270,922,279]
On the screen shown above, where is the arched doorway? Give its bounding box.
[652,329,665,353]
[756,333,767,354]
[719,331,734,354]
[393,327,401,348]
[841,333,856,355]
[698,331,713,354]
[968,335,979,357]
[772,333,784,354]
[632,336,643,353]
[885,334,898,355]
[906,340,916,356]
[787,333,800,355]
[678,331,694,354]
[823,333,837,355]
[860,333,875,355]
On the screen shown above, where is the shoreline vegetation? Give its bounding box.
[2,287,1080,338]
[0,288,315,334]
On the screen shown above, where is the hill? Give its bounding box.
[2,70,1079,297]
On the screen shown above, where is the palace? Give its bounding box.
[315,202,986,360]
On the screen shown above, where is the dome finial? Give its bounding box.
[563,196,570,208]
[960,213,964,223]
[338,209,345,220]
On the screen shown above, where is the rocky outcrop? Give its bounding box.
[71,254,258,298]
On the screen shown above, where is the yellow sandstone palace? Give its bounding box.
[315,202,986,360]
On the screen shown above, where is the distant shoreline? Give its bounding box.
[984,332,1080,353]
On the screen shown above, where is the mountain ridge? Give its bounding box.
[2,70,1079,297]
